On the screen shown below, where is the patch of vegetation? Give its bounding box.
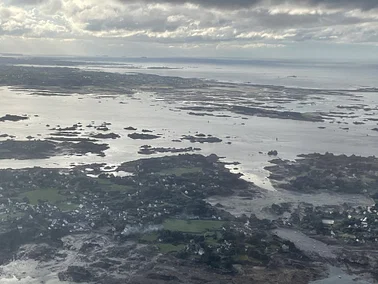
[56,202,79,211]
[20,188,65,205]
[204,232,222,246]
[97,179,134,192]
[157,243,186,253]
[233,254,263,266]
[156,167,203,176]
[140,232,159,243]
[163,219,225,234]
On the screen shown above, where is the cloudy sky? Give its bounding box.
[1,0,378,60]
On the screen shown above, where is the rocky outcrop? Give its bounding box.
[0,114,28,122]
[58,266,93,282]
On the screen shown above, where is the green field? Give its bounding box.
[163,219,225,234]
[156,167,203,176]
[97,179,134,192]
[20,188,65,205]
[157,243,186,253]
[18,188,78,211]
[56,202,79,211]
[140,232,159,243]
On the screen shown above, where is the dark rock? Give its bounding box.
[19,244,57,262]
[268,150,278,156]
[79,242,101,253]
[0,139,109,160]
[147,272,180,281]
[0,114,28,122]
[58,266,93,282]
[138,146,199,155]
[181,135,222,144]
[50,131,80,137]
[96,126,109,131]
[128,133,160,140]
[125,126,137,131]
[231,106,324,122]
[91,133,120,139]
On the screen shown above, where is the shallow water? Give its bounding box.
[310,265,371,284]
[1,87,377,189]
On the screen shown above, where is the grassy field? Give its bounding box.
[97,179,134,192]
[163,219,225,234]
[140,232,159,243]
[56,202,79,211]
[157,243,186,253]
[16,187,81,212]
[156,167,203,176]
[20,188,65,205]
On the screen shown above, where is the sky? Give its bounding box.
[1,0,378,60]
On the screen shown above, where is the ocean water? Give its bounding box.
[1,87,378,189]
[76,57,378,90]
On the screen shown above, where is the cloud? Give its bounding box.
[7,0,378,10]
[114,0,378,10]
[302,0,378,10]
[115,0,263,9]
[7,0,48,6]
[1,0,378,56]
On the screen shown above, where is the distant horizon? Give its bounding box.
[2,53,378,65]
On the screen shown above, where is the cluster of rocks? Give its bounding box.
[48,122,118,142]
